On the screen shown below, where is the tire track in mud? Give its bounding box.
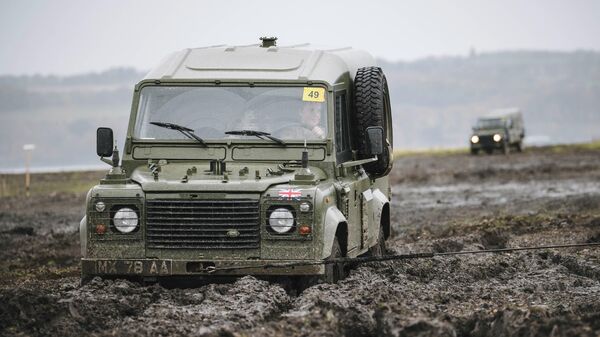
[0,276,293,336]
[1,148,600,336]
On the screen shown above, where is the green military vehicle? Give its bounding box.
[80,37,394,286]
[469,108,525,155]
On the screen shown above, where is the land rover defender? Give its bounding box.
[80,38,393,284]
[470,108,525,155]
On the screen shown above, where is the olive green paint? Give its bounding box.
[81,41,393,279]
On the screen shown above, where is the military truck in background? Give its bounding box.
[470,108,525,155]
[80,37,394,286]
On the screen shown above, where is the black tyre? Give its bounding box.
[367,225,386,257]
[502,141,510,155]
[80,274,93,286]
[324,237,346,283]
[354,67,393,177]
[470,148,479,155]
[516,141,523,152]
[294,236,347,292]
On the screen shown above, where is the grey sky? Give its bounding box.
[1,0,599,75]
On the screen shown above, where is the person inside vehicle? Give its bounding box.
[277,101,326,139]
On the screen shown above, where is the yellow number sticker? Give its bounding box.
[302,87,325,102]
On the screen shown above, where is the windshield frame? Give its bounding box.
[128,80,333,146]
[474,118,507,130]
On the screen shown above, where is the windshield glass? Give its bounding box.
[476,118,505,129]
[134,86,328,141]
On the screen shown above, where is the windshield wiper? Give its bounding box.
[224,129,285,145]
[150,121,207,147]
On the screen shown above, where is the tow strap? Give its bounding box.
[207,242,600,273]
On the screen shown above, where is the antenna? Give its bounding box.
[302,139,308,168]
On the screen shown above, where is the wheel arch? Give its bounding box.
[322,206,348,259]
[80,216,88,257]
[372,188,391,239]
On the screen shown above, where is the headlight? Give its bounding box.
[268,208,294,233]
[493,134,502,142]
[471,135,479,143]
[113,207,139,233]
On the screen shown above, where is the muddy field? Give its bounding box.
[1,147,599,337]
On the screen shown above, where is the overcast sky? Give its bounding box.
[1,0,599,75]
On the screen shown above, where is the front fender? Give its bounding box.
[80,216,87,257]
[321,206,347,259]
[372,188,390,239]
[372,189,389,226]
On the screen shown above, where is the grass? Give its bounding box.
[1,140,599,197]
[393,147,469,159]
[0,170,105,198]
[544,140,600,153]
[393,140,600,160]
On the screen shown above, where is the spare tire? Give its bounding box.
[353,67,393,176]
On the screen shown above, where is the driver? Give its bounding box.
[279,101,326,139]
[301,101,326,138]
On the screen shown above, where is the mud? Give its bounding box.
[1,147,599,336]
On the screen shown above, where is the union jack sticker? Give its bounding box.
[278,188,302,200]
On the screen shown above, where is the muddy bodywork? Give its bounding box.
[80,42,393,279]
[2,147,600,336]
[470,108,524,153]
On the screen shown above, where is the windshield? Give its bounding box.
[134,86,328,141]
[475,118,505,129]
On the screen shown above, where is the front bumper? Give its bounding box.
[471,142,503,150]
[471,137,504,150]
[81,258,324,277]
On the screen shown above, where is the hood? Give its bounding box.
[473,128,506,136]
[130,162,327,193]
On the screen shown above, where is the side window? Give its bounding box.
[335,92,352,162]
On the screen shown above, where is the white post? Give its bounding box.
[23,144,35,197]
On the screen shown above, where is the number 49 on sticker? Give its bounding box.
[302,87,325,102]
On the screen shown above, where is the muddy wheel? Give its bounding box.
[503,142,510,155]
[324,237,346,283]
[367,225,386,257]
[80,273,93,286]
[516,141,523,152]
[294,237,346,292]
[354,67,393,177]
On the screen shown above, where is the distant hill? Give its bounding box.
[1,51,599,170]
[380,50,600,148]
[0,68,145,170]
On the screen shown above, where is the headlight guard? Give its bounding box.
[268,207,295,234]
[112,207,140,233]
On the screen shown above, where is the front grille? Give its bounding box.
[146,199,260,249]
[479,135,495,146]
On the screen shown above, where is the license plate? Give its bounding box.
[95,260,172,275]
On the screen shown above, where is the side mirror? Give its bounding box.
[97,127,114,157]
[366,126,384,156]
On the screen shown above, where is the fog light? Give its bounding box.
[95,201,106,212]
[95,223,107,234]
[299,225,311,235]
[299,202,310,212]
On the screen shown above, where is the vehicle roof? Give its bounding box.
[143,43,377,85]
[481,108,522,119]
